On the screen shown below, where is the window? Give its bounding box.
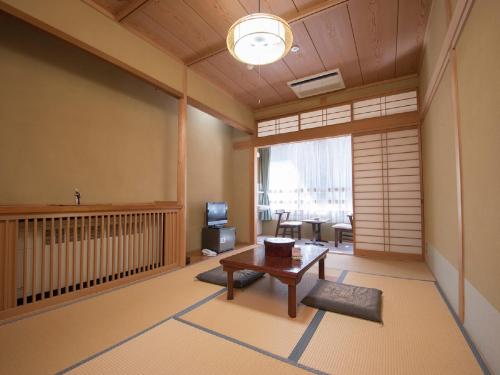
[267,136,353,223]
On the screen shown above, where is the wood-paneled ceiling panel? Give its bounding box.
[348,0,399,84]
[283,22,326,78]
[85,0,432,109]
[258,60,298,102]
[208,51,283,107]
[396,0,432,76]
[190,60,258,105]
[140,0,223,60]
[91,0,134,15]
[303,4,363,87]
[238,0,298,16]
[123,10,195,61]
[182,0,248,39]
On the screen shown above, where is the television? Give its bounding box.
[206,202,228,227]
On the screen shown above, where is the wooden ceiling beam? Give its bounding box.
[116,0,150,22]
[186,0,348,66]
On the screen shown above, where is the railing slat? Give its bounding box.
[106,215,110,282]
[86,216,91,288]
[58,217,63,296]
[65,218,70,293]
[118,215,123,279]
[32,218,37,303]
[113,215,117,280]
[50,218,55,297]
[94,215,98,286]
[73,217,77,291]
[41,218,46,300]
[79,217,85,290]
[23,219,28,305]
[152,213,156,269]
[101,215,105,284]
[141,213,146,272]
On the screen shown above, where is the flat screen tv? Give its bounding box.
[206,202,228,227]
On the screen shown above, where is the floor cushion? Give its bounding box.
[302,279,383,322]
[196,266,265,288]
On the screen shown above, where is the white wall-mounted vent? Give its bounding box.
[288,69,345,98]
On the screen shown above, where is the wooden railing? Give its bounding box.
[0,202,181,319]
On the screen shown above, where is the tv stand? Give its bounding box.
[202,226,236,254]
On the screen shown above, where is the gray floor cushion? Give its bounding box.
[196,266,265,288]
[302,279,383,322]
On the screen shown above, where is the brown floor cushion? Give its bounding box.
[196,266,265,288]
[302,279,383,322]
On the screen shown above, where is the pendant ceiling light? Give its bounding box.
[227,8,293,66]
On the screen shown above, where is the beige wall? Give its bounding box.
[185,113,253,254]
[421,0,500,312]
[0,12,178,204]
[421,65,459,269]
[230,145,252,245]
[0,0,256,132]
[187,70,255,133]
[419,0,449,99]
[455,0,500,311]
[420,1,500,372]
[186,106,233,254]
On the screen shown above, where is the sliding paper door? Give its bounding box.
[352,128,423,258]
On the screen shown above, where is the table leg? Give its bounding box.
[335,229,339,247]
[227,269,234,300]
[319,257,325,280]
[288,284,297,318]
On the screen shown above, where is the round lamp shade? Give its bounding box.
[227,13,293,66]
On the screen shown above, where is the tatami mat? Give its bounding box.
[67,319,309,375]
[325,253,435,281]
[299,272,481,375]
[0,247,251,374]
[182,268,341,358]
[0,247,481,375]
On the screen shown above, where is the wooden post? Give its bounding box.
[177,66,187,266]
[450,49,465,323]
[446,0,465,324]
[250,147,257,244]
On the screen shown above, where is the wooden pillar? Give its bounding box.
[450,49,465,323]
[177,67,187,266]
[250,147,257,244]
[446,0,465,324]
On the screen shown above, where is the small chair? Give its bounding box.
[275,210,302,239]
[332,214,353,247]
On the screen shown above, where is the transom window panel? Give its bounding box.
[257,91,418,138]
[352,127,422,256]
[352,91,417,120]
[267,136,352,223]
[257,103,354,137]
[257,115,299,137]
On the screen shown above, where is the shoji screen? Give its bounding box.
[352,128,422,258]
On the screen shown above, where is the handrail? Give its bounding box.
[0,201,182,216]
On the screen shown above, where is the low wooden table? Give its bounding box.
[220,246,328,318]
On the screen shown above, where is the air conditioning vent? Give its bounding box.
[288,68,345,98]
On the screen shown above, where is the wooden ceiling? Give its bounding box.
[87,0,431,109]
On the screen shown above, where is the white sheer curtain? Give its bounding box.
[268,136,352,224]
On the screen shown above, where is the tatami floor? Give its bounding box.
[0,247,483,375]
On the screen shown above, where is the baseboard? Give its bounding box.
[354,248,423,261]
[426,244,459,314]
[464,279,499,374]
[427,245,498,374]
